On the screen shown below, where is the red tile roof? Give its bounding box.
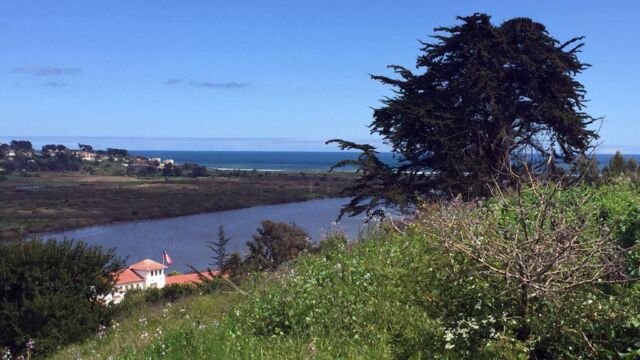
[165,271,219,285]
[115,269,145,285]
[129,259,166,271]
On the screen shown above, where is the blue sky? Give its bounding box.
[1,1,638,152]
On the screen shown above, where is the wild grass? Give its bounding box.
[51,181,640,359]
[50,291,240,360]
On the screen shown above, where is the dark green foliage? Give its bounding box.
[41,144,57,153]
[330,13,598,217]
[0,239,123,357]
[627,158,638,174]
[106,148,128,157]
[41,144,68,153]
[602,151,639,181]
[161,163,182,177]
[3,152,82,173]
[78,144,93,152]
[604,151,626,176]
[10,140,33,152]
[245,221,311,271]
[221,253,245,278]
[209,223,231,270]
[0,143,9,157]
[127,164,158,177]
[182,163,208,177]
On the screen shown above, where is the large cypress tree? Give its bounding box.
[329,13,599,217]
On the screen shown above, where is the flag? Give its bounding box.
[163,249,173,265]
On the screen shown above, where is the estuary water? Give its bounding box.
[40,198,367,272]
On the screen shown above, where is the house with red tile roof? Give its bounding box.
[103,258,218,304]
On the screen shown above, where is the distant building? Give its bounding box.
[78,151,96,161]
[103,258,217,304]
[162,159,175,165]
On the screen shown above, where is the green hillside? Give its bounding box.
[52,181,640,359]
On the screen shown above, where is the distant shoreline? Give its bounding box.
[131,150,640,171]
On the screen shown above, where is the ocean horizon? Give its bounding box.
[130,150,386,171]
[130,150,640,172]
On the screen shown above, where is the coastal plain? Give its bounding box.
[0,171,354,241]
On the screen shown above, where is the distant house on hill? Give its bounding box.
[77,150,96,161]
[104,258,217,304]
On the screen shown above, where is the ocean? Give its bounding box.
[131,150,398,171]
[130,151,640,172]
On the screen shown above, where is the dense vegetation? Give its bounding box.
[330,13,598,217]
[0,239,123,358]
[243,221,312,272]
[2,152,83,173]
[43,179,640,359]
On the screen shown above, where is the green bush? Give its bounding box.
[0,239,123,358]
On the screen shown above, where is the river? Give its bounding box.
[40,198,367,271]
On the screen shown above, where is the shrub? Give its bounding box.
[313,230,348,254]
[245,221,311,272]
[0,239,123,358]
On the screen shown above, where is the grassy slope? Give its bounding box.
[51,292,241,360]
[52,182,640,359]
[53,226,445,360]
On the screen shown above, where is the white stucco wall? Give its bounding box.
[136,269,166,289]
